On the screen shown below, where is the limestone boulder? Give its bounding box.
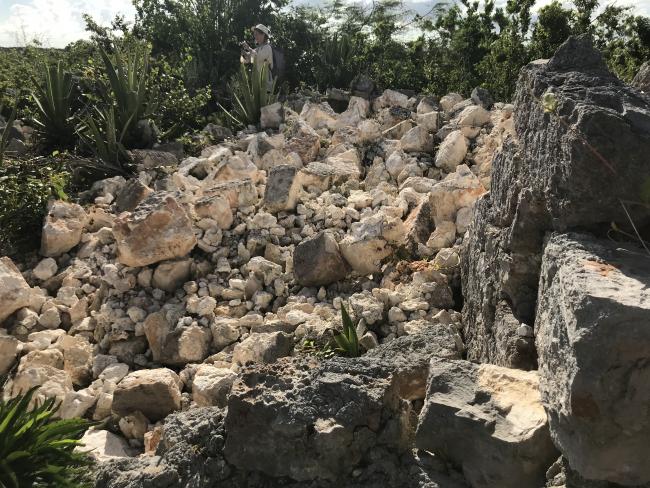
[435,130,468,172]
[112,368,182,421]
[41,201,88,257]
[0,257,33,324]
[536,233,650,485]
[113,192,197,267]
[416,358,558,488]
[192,364,237,407]
[293,232,349,287]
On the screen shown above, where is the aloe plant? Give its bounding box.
[332,303,361,357]
[31,62,77,149]
[221,63,278,127]
[0,102,17,165]
[99,46,157,148]
[0,377,93,488]
[77,106,132,177]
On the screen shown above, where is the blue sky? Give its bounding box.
[1,0,649,48]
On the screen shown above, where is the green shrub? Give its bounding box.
[0,377,93,488]
[98,46,157,148]
[77,106,133,178]
[31,61,78,149]
[0,157,70,255]
[332,303,361,358]
[221,64,278,128]
[0,101,17,165]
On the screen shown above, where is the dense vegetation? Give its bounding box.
[0,0,648,255]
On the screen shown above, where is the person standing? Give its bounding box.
[241,24,274,91]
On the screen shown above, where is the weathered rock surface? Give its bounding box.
[416,358,558,488]
[632,61,650,92]
[113,193,197,267]
[536,233,650,485]
[462,35,650,369]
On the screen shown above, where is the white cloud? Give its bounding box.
[0,0,648,48]
[0,0,135,48]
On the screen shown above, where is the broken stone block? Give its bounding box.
[373,89,409,111]
[300,102,338,131]
[439,93,464,113]
[41,201,88,257]
[151,258,192,293]
[416,358,558,488]
[429,164,486,225]
[54,334,93,386]
[201,179,258,209]
[193,194,233,229]
[113,193,197,267]
[263,165,302,213]
[112,368,182,421]
[415,111,441,132]
[293,232,349,287]
[285,118,321,164]
[427,221,457,251]
[143,311,211,366]
[536,233,650,485]
[232,332,293,365]
[32,258,58,281]
[76,429,135,462]
[114,179,153,213]
[12,364,73,408]
[0,333,21,375]
[400,126,433,153]
[0,257,33,325]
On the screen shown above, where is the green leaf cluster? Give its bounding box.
[0,377,93,488]
[332,304,361,358]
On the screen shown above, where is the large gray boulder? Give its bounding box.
[462,35,650,369]
[416,358,558,488]
[536,233,650,485]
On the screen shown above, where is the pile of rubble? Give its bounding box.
[2,35,650,488]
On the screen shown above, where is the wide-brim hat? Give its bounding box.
[252,24,271,38]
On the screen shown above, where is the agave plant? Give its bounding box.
[221,63,278,127]
[0,377,93,488]
[31,62,77,149]
[332,303,361,358]
[76,106,132,177]
[99,46,158,148]
[0,102,17,165]
[318,34,355,89]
